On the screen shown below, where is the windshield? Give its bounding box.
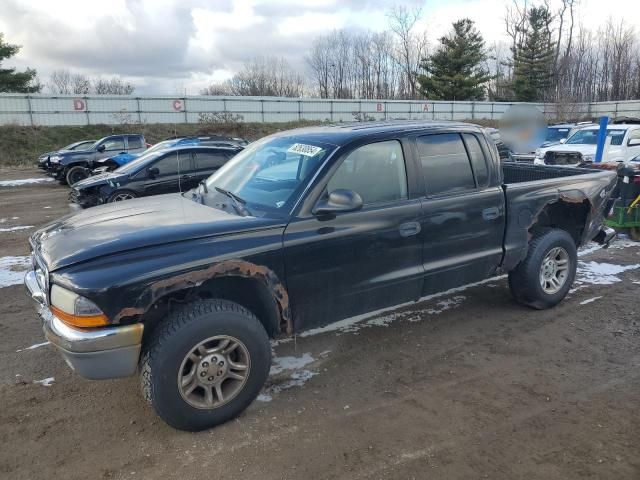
[545,127,570,142]
[143,140,177,154]
[566,129,626,145]
[204,136,336,212]
[114,150,165,174]
[65,141,94,151]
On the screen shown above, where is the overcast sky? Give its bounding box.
[0,0,636,94]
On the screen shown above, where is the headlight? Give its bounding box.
[49,155,63,163]
[582,155,594,162]
[535,149,542,158]
[50,284,108,327]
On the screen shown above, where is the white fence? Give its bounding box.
[0,94,639,126]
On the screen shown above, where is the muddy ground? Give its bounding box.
[0,169,639,480]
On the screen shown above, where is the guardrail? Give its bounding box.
[0,94,638,126]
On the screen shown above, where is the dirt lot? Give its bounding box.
[1,168,639,480]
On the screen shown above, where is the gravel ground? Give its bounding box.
[1,169,639,480]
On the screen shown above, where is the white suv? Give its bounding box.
[534,124,640,166]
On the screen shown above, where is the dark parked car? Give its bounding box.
[92,135,249,174]
[37,140,96,170]
[46,134,147,185]
[25,121,616,431]
[70,145,242,207]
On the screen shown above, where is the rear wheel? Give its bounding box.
[508,228,577,309]
[108,190,137,202]
[140,299,271,431]
[65,165,90,186]
[629,227,640,242]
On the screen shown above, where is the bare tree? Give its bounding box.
[203,57,304,97]
[200,83,232,96]
[93,76,135,95]
[386,5,426,99]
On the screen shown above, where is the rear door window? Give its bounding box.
[127,136,144,150]
[195,150,230,170]
[462,133,489,188]
[417,133,476,195]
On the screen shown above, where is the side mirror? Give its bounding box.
[147,167,159,178]
[314,189,363,216]
[628,138,640,147]
[97,144,106,152]
[559,138,566,144]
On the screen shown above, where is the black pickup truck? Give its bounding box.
[25,121,616,431]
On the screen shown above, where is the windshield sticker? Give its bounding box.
[288,143,323,157]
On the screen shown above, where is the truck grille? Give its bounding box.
[544,151,583,165]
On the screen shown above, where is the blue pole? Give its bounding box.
[594,116,609,163]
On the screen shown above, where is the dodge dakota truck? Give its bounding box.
[24,121,617,431]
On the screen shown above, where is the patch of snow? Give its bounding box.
[0,225,33,232]
[256,394,272,402]
[0,178,54,187]
[33,377,55,387]
[16,341,50,353]
[577,261,640,285]
[0,256,31,288]
[11,216,19,220]
[0,218,6,223]
[423,295,466,315]
[578,244,603,257]
[267,370,317,395]
[43,206,52,209]
[269,353,315,375]
[579,296,603,305]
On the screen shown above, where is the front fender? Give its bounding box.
[51,230,291,334]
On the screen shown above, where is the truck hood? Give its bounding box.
[541,144,597,155]
[32,194,284,271]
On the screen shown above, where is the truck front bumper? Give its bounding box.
[24,270,143,380]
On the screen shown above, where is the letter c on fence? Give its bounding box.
[172,99,184,111]
[423,103,429,111]
[73,99,86,111]
[376,103,384,112]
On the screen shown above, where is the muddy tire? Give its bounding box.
[65,166,90,186]
[508,228,577,309]
[140,299,271,431]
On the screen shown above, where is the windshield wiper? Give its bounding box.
[214,186,251,216]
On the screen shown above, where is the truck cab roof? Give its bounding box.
[271,120,482,146]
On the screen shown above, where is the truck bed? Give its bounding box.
[501,162,594,184]
[499,162,617,272]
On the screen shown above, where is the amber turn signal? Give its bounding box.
[50,305,109,328]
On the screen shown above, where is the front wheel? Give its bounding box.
[508,228,577,309]
[65,165,90,186]
[108,190,137,202]
[140,299,271,431]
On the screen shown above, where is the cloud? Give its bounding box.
[0,0,635,94]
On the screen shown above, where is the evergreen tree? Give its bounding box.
[511,6,555,101]
[0,33,40,93]
[417,19,490,100]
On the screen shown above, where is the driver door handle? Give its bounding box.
[482,207,500,220]
[181,174,193,180]
[399,221,421,237]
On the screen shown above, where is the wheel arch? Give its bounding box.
[121,260,292,341]
[529,195,592,246]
